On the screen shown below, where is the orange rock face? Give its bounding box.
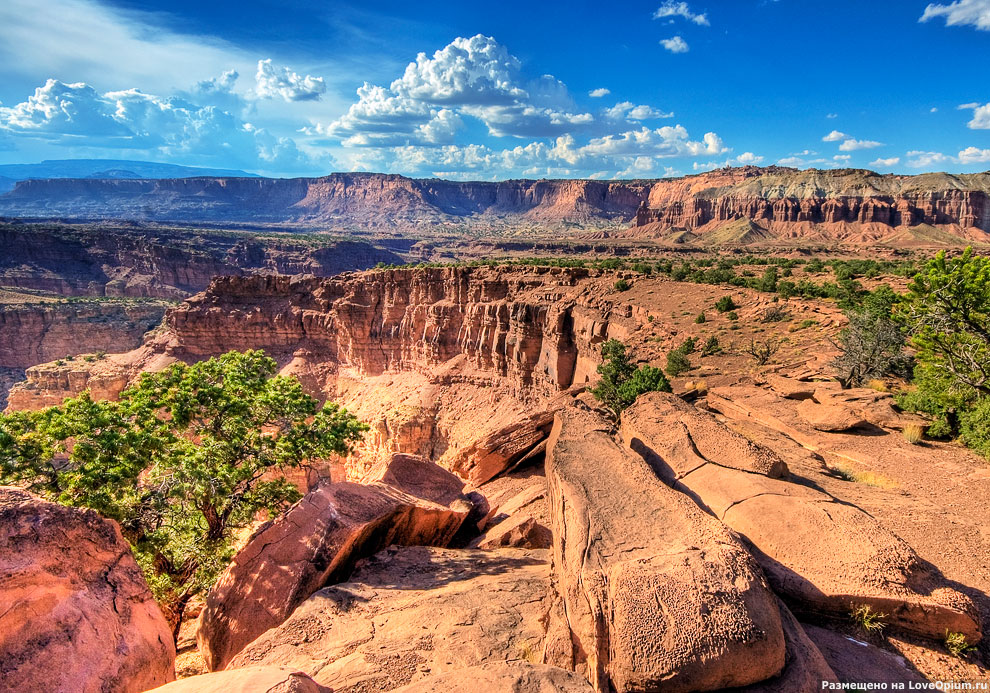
[546,405,787,693]
[197,455,474,671]
[0,486,176,693]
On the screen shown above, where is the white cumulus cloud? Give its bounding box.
[255,59,326,102]
[660,36,690,53]
[589,87,611,98]
[870,156,901,167]
[958,146,990,163]
[838,138,884,151]
[822,130,847,142]
[604,101,674,121]
[920,0,990,30]
[653,1,710,26]
[958,101,990,129]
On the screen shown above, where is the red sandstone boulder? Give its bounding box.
[546,405,787,693]
[447,408,556,485]
[796,398,867,431]
[145,666,329,693]
[470,477,552,549]
[621,392,981,643]
[197,456,473,671]
[0,486,175,693]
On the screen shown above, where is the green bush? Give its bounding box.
[959,398,990,458]
[666,341,693,376]
[0,349,367,639]
[614,279,631,291]
[695,312,706,324]
[701,336,722,356]
[726,311,739,321]
[715,295,737,313]
[591,339,671,416]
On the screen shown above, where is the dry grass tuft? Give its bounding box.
[901,423,925,445]
[831,464,897,489]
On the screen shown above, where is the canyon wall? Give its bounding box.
[0,301,167,368]
[2,167,989,240]
[0,223,404,298]
[5,266,656,474]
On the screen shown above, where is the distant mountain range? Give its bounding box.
[0,160,259,191]
[0,165,988,246]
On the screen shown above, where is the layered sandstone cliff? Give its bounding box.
[2,167,989,242]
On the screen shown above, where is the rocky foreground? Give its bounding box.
[2,265,988,691]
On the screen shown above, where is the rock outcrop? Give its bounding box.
[146,666,330,693]
[620,392,981,642]
[0,486,175,693]
[545,405,787,692]
[227,546,554,690]
[197,455,474,671]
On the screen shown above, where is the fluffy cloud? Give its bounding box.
[0,77,327,174]
[660,36,690,53]
[588,87,611,98]
[653,1,710,26]
[604,102,674,120]
[920,0,990,30]
[958,146,990,163]
[906,150,953,167]
[822,130,847,142]
[325,35,594,143]
[958,101,990,129]
[869,156,901,167]
[694,151,763,170]
[838,138,884,151]
[255,59,326,102]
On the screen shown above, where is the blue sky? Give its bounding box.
[0,0,988,179]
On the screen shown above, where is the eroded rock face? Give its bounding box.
[546,405,787,693]
[390,662,595,692]
[621,392,981,643]
[227,546,554,691]
[145,666,329,693]
[0,486,175,693]
[197,456,473,671]
[470,477,552,550]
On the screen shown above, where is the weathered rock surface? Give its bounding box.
[621,392,981,643]
[447,407,556,485]
[0,486,175,693]
[546,404,787,693]
[390,662,595,692]
[228,546,554,691]
[729,600,837,693]
[146,666,330,693]
[197,456,473,671]
[796,398,868,432]
[470,477,552,549]
[803,625,926,686]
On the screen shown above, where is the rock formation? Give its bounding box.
[390,662,595,692]
[2,167,989,242]
[546,404,787,692]
[620,392,981,642]
[227,546,555,689]
[0,486,176,692]
[197,454,475,670]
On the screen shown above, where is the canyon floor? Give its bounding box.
[2,260,988,692]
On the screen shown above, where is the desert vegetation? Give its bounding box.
[0,349,367,638]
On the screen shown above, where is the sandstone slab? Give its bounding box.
[197,456,472,671]
[0,486,175,693]
[228,546,554,691]
[803,625,926,686]
[546,405,786,693]
[390,662,594,692]
[621,392,981,643]
[796,398,867,432]
[470,476,551,549]
[146,666,329,693]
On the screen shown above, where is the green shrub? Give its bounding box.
[614,279,631,291]
[715,295,737,313]
[701,336,721,356]
[726,311,739,321]
[695,312,706,324]
[591,339,671,416]
[760,305,790,323]
[959,398,990,458]
[666,350,691,376]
